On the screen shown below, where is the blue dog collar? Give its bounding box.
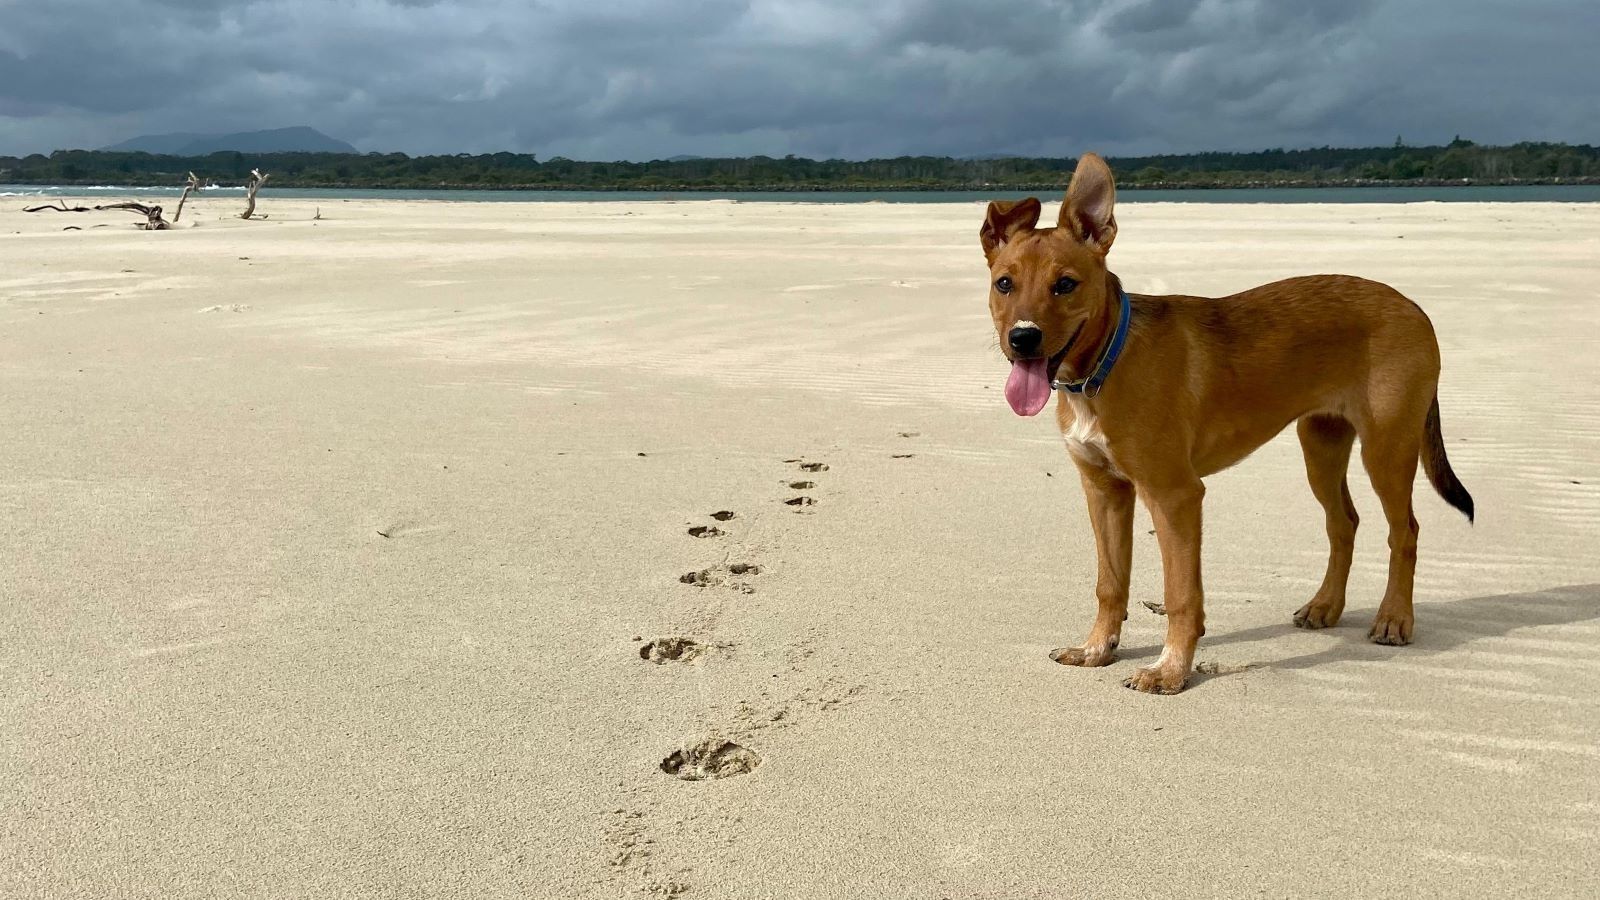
[1052,289,1131,399]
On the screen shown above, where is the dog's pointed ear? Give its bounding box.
[1060,153,1117,254]
[980,197,1041,261]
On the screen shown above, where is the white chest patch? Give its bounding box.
[1061,395,1123,477]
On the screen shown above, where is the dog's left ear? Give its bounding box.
[980,197,1041,261]
[1060,153,1117,254]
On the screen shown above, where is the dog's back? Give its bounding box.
[1110,275,1445,480]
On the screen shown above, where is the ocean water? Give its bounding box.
[4,183,1600,204]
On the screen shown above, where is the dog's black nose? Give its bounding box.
[1008,325,1044,355]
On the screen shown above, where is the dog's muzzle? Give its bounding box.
[1008,324,1044,355]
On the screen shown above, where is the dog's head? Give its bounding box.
[980,153,1119,416]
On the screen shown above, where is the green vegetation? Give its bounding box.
[3,139,1598,191]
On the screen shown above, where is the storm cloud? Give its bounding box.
[2,0,1597,159]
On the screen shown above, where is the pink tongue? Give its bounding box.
[1005,358,1052,416]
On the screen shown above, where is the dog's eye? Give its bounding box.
[1052,276,1078,296]
[995,276,1013,294]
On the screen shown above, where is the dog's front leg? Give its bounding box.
[1127,477,1206,694]
[1051,462,1133,668]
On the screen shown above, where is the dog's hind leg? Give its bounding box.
[1359,421,1423,645]
[1293,415,1359,629]
[1052,464,1134,668]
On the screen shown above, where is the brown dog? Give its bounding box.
[981,153,1474,694]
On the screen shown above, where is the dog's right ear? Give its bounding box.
[980,197,1041,262]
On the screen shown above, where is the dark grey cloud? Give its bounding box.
[1,0,1596,159]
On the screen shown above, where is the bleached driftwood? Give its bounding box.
[23,200,92,213]
[94,202,170,230]
[240,168,269,219]
[25,198,171,229]
[173,172,202,223]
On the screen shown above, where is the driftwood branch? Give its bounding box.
[94,202,170,230]
[240,168,269,219]
[26,198,170,230]
[23,200,92,213]
[173,171,201,223]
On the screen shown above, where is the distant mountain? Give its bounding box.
[103,126,358,155]
[101,132,210,154]
[666,154,706,162]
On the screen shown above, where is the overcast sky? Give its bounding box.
[2,0,1597,160]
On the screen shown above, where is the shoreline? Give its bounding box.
[7,176,1600,192]
[8,184,1600,207]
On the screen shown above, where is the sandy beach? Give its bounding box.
[3,196,1598,898]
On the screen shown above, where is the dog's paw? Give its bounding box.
[1368,611,1413,646]
[1050,644,1116,667]
[1292,598,1344,629]
[1122,664,1189,695]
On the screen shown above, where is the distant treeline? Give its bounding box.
[3,139,1599,191]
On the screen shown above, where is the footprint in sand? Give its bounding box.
[639,637,705,664]
[680,563,762,592]
[709,510,736,521]
[680,569,717,587]
[783,460,818,509]
[687,525,724,538]
[660,739,761,780]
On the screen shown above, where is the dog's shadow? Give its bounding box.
[1124,583,1600,690]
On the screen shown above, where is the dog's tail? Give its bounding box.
[1421,393,1475,523]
